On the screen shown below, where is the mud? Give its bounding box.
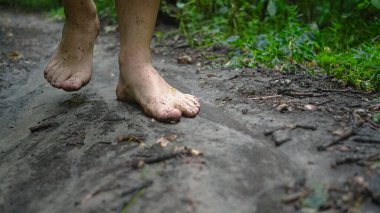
[0,7,380,213]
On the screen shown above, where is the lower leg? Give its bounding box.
[115,0,200,122]
[44,0,99,91]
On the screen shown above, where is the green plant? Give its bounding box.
[170,0,380,91]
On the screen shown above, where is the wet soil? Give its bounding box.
[1,7,380,213]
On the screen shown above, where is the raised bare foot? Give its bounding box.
[44,15,99,91]
[116,62,200,122]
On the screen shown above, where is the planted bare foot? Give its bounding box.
[116,62,200,122]
[44,15,99,91]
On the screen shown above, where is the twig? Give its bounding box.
[29,122,59,133]
[367,152,380,161]
[313,88,373,95]
[130,147,203,168]
[274,137,291,147]
[130,152,181,168]
[281,189,312,204]
[335,155,364,166]
[79,186,117,205]
[334,152,380,166]
[365,118,380,129]
[316,99,335,106]
[39,111,68,123]
[116,135,144,144]
[352,136,380,144]
[278,89,328,98]
[32,103,45,109]
[120,180,153,197]
[252,95,283,100]
[78,180,153,206]
[264,124,317,136]
[317,129,356,151]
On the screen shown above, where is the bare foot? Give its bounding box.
[44,16,99,91]
[116,62,200,122]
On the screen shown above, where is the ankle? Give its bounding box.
[118,52,152,69]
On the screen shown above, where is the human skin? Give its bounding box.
[44,0,200,122]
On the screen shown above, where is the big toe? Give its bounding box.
[148,105,182,123]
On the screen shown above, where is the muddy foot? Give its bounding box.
[44,16,99,91]
[116,63,200,122]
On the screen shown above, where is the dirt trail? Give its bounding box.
[1,8,380,213]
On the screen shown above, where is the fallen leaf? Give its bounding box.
[156,134,178,147]
[132,160,145,169]
[177,55,193,64]
[186,147,203,156]
[138,143,146,149]
[369,104,380,111]
[8,51,22,60]
[206,73,217,77]
[336,145,351,152]
[276,103,292,112]
[331,129,345,136]
[304,104,317,111]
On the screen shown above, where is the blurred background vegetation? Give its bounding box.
[1,0,379,91]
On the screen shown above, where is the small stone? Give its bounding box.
[242,109,248,115]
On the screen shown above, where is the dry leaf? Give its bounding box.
[132,160,145,169]
[177,55,193,64]
[368,104,380,111]
[8,51,22,60]
[189,148,203,156]
[138,143,146,149]
[156,134,178,147]
[331,129,344,136]
[276,103,292,112]
[304,104,317,111]
[207,73,217,77]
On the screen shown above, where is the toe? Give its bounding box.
[147,103,182,122]
[61,71,90,91]
[44,62,59,82]
[51,71,71,88]
[176,99,200,118]
[184,94,200,108]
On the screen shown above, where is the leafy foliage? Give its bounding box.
[2,0,379,90]
[169,0,380,90]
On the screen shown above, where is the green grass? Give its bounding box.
[171,0,380,91]
[3,0,379,91]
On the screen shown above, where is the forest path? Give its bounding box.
[1,8,379,213]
